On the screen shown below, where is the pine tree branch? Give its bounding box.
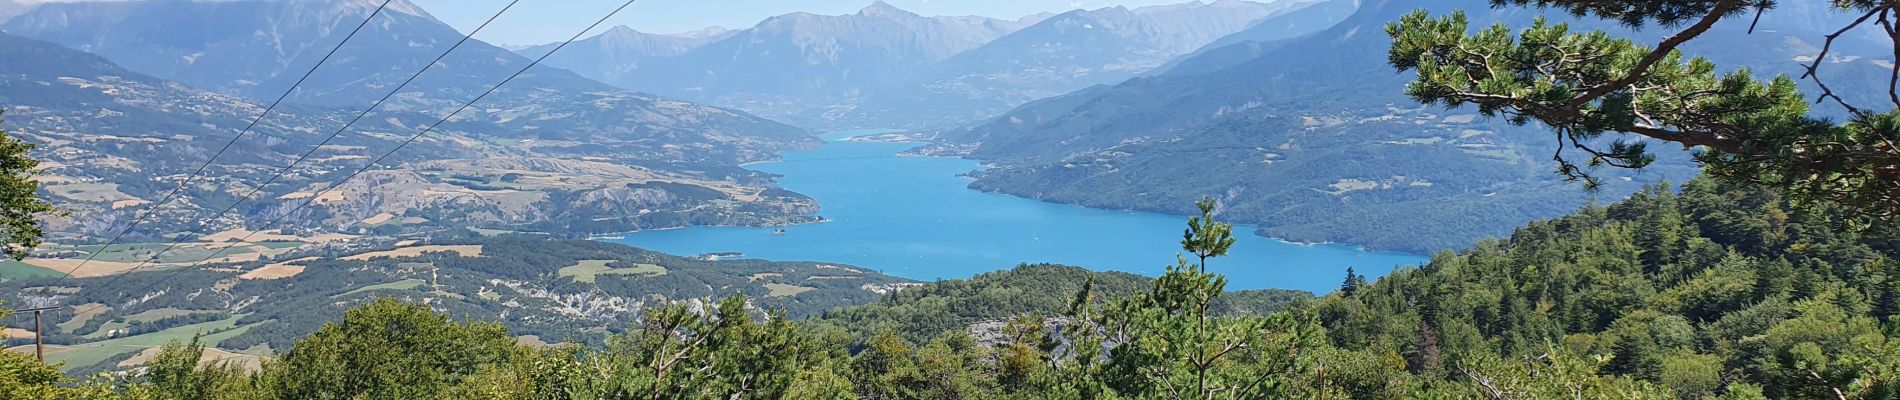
[1880,8,1900,109]
[1800,5,1885,120]
[1569,0,1744,107]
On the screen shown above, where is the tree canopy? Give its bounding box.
[1386,0,1900,218]
[0,112,54,260]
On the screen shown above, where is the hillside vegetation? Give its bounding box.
[5,176,1896,399]
[944,0,1889,253]
[0,234,912,375]
[4,0,1900,399]
[0,2,821,247]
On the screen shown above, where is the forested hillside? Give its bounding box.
[941,0,1888,254]
[0,0,812,147]
[7,176,1895,399]
[1,234,912,376]
[808,263,1313,343]
[0,0,833,252]
[1313,177,1900,398]
[4,0,1900,399]
[0,6,829,250]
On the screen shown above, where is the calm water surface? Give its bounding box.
[612,131,1427,293]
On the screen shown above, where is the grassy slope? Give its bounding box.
[0,259,61,279]
[46,316,259,371]
[557,260,666,283]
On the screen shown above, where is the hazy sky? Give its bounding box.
[410,0,1219,45]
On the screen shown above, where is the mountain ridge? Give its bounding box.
[0,30,830,246]
[1,0,814,152]
[931,0,1893,253]
[556,0,1043,120]
[798,0,1308,129]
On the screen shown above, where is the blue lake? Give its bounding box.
[612,131,1427,293]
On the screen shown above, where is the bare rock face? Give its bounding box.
[965,317,1105,359]
[572,187,677,214]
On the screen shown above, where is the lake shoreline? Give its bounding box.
[607,130,1428,293]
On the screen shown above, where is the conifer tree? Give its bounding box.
[1181,196,1235,272]
[1066,198,1335,399]
[1386,0,1900,218]
[1635,185,1686,277]
[0,113,54,260]
[1341,266,1367,297]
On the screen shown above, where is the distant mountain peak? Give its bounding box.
[587,25,657,47]
[858,1,915,18]
[565,24,734,53]
[1038,6,1137,29]
[351,0,434,19]
[1131,0,1270,14]
[1208,0,1265,7]
[0,0,32,21]
[676,26,733,39]
[602,25,641,36]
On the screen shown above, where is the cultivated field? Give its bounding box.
[341,245,484,261]
[2,328,32,339]
[119,345,264,372]
[16,240,305,278]
[336,279,425,297]
[0,259,62,279]
[240,263,306,280]
[23,258,151,278]
[57,304,109,332]
[30,316,258,371]
[557,260,665,283]
[764,283,816,297]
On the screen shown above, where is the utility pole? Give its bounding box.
[8,306,58,363]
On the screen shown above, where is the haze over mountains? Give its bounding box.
[5,0,1899,387]
[2,0,1885,254]
[522,1,1045,123]
[0,0,27,21]
[520,0,1328,128]
[0,0,832,245]
[817,0,1329,129]
[935,0,1894,252]
[515,25,735,87]
[2,0,808,148]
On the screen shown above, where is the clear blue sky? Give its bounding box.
[411,0,1218,45]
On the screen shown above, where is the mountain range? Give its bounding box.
[0,0,834,245]
[516,0,1327,129]
[5,0,1880,255]
[1152,0,1357,76]
[515,25,736,87]
[932,0,1891,252]
[2,0,809,152]
[807,0,1330,129]
[523,1,1046,122]
[3,0,1896,387]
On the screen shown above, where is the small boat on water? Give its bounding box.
[770,229,787,235]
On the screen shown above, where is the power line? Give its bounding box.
[44,0,396,286]
[73,0,642,316]
[74,0,524,296]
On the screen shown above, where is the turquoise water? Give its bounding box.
[612,131,1427,293]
